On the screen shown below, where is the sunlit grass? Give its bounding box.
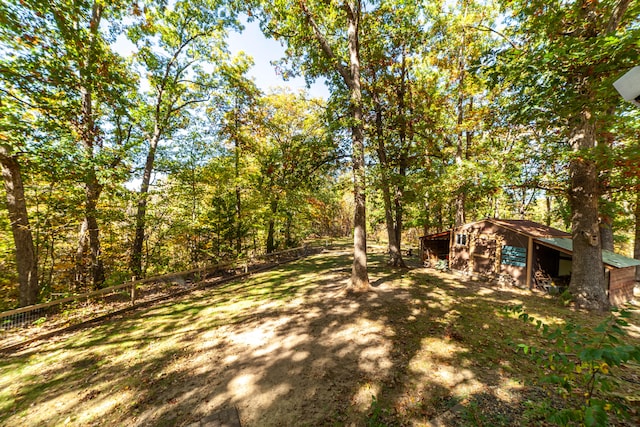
[0,249,638,426]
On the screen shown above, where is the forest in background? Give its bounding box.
[0,0,638,311]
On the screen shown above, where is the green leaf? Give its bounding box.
[584,404,607,427]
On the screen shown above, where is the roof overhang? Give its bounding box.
[420,231,451,240]
[536,237,640,269]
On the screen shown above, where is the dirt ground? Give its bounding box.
[1,248,639,426]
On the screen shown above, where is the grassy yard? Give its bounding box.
[1,245,639,426]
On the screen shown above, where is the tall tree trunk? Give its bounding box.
[567,110,608,310]
[266,198,278,253]
[235,186,242,255]
[77,77,105,289]
[75,218,88,288]
[234,96,243,257]
[130,130,160,279]
[394,182,406,262]
[599,215,614,252]
[72,2,105,290]
[77,156,105,289]
[378,149,403,267]
[285,211,294,248]
[634,193,640,282]
[454,24,467,227]
[84,174,105,288]
[423,196,430,236]
[393,49,409,267]
[348,3,369,291]
[454,99,466,226]
[564,0,631,310]
[299,0,368,290]
[0,146,39,306]
[373,88,405,268]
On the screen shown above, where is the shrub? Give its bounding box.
[502,305,640,426]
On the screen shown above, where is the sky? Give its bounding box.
[226,17,329,99]
[114,16,329,99]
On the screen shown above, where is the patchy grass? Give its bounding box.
[0,246,639,426]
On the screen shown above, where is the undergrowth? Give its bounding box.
[502,305,640,426]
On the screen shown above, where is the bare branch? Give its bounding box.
[169,97,210,114]
[467,24,518,49]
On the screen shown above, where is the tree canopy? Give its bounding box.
[0,0,639,310]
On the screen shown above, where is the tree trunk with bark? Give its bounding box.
[564,0,632,311]
[634,193,640,282]
[76,77,105,289]
[235,179,242,255]
[599,215,614,252]
[84,174,105,288]
[75,158,105,289]
[285,211,294,248]
[379,157,404,267]
[73,2,105,290]
[266,198,278,253]
[393,50,409,267]
[351,102,369,289]
[234,95,243,257]
[299,0,369,290]
[372,87,405,268]
[453,26,467,228]
[74,219,88,288]
[567,111,609,310]
[453,102,466,227]
[0,146,39,306]
[130,129,160,279]
[347,2,369,291]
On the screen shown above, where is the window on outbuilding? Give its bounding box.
[455,233,468,246]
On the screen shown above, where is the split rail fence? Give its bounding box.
[0,244,324,351]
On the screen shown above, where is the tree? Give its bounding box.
[360,0,426,268]
[56,1,133,289]
[257,0,370,290]
[250,90,339,253]
[636,193,640,282]
[0,0,136,291]
[0,27,42,305]
[0,9,40,307]
[493,0,639,310]
[214,55,262,257]
[128,0,236,277]
[0,137,38,306]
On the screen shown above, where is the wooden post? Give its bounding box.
[449,229,455,269]
[131,282,137,304]
[526,237,534,289]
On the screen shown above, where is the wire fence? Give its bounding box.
[0,244,325,352]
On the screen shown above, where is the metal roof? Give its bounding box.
[536,237,640,269]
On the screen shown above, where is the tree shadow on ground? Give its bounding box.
[1,249,638,426]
